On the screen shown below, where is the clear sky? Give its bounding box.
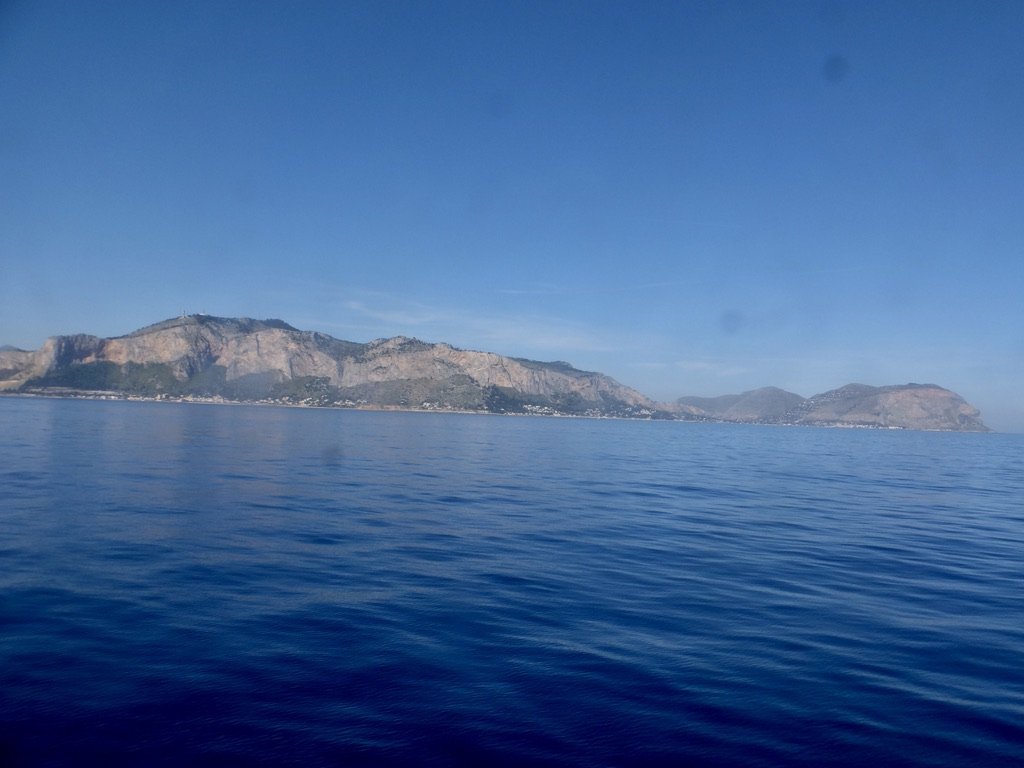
[2,1,1022,429]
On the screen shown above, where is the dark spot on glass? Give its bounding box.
[823,54,848,83]
[720,311,744,334]
[321,444,343,466]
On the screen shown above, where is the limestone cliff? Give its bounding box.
[1,315,659,417]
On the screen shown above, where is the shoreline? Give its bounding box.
[0,388,641,421]
[0,389,989,432]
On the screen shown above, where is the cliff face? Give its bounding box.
[1,315,658,417]
[0,335,104,388]
[103,318,356,382]
[0,347,34,386]
[675,383,988,432]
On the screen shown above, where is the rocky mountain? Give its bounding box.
[674,383,988,431]
[0,315,662,418]
[788,383,988,431]
[677,386,805,422]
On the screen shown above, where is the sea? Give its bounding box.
[1,396,1022,767]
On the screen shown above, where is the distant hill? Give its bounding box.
[677,386,805,422]
[788,383,988,431]
[674,383,988,432]
[0,315,662,418]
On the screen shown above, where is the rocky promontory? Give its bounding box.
[0,315,661,418]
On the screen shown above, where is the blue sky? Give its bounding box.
[2,1,1022,429]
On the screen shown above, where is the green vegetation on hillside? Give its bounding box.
[29,361,178,393]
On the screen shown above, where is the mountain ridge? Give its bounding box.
[0,315,661,419]
[674,384,988,431]
[0,315,989,430]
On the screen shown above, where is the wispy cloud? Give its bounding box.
[300,289,620,356]
[475,316,616,353]
[674,360,749,377]
[497,279,690,297]
[495,283,564,296]
[343,299,443,328]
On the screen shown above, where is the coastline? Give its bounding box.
[0,388,630,420]
[0,389,989,431]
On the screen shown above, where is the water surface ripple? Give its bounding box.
[1,398,1022,766]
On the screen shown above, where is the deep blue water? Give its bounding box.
[1,397,1022,766]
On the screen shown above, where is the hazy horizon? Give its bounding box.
[3,2,1021,430]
